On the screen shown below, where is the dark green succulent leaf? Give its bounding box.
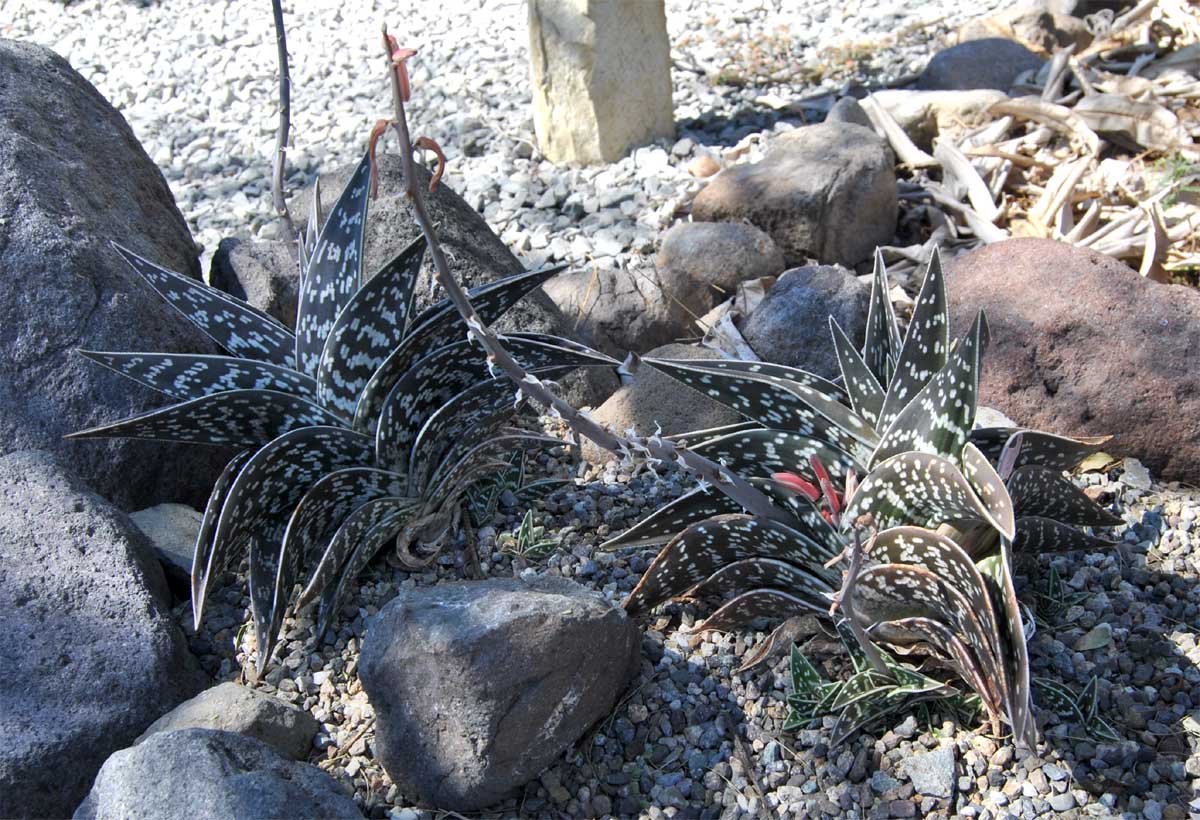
[664,420,760,444]
[791,644,825,700]
[649,357,849,405]
[191,449,254,630]
[752,479,844,556]
[316,497,415,638]
[295,152,371,376]
[829,668,893,711]
[843,447,1015,541]
[835,617,875,674]
[877,249,950,433]
[830,317,885,429]
[690,429,859,484]
[65,389,347,447]
[624,514,839,615]
[970,428,1112,473]
[646,359,875,460]
[961,441,1013,532]
[78,350,318,402]
[862,248,903,387]
[425,432,565,506]
[375,335,613,469]
[352,266,567,431]
[112,243,296,367]
[210,425,373,646]
[690,557,834,608]
[262,466,405,663]
[977,541,1037,750]
[314,236,427,416]
[1032,677,1086,723]
[697,588,831,633]
[870,616,1001,716]
[870,311,988,469]
[1012,516,1116,555]
[1007,465,1122,526]
[600,486,742,550]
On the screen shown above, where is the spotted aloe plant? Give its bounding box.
[69,152,616,674]
[604,250,1120,748]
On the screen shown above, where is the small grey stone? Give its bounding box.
[899,745,956,798]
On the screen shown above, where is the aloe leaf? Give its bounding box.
[316,497,415,638]
[424,432,564,507]
[212,426,373,666]
[691,557,834,604]
[375,335,612,468]
[870,311,988,469]
[1032,677,1086,723]
[878,249,950,432]
[791,645,825,700]
[353,266,567,431]
[65,389,347,447]
[753,479,844,556]
[259,467,405,664]
[646,359,876,460]
[112,243,296,367]
[690,429,859,485]
[862,248,903,387]
[1007,465,1123,526]
[697,588,832,633]
[600,486,742,550]
[829,317,885,429]
[1012,516,1116,555]
[870,616,1002,716]
[961,442,1014,536]
[295,152,372,376]
[977,541,1038,749]
[78,350,318,402]
[649,357,849,405]
[624,514,839,615]
[191,449,255,630]
[843,448,1015,540]
[970,428,1112,473]
[314,236,427,416]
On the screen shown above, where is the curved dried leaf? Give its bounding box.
[314,236,427,416]
[295,152,371,376]
[113,243,295,367]
[65,389,347,447]
[870,616,1001,716]
[79,350,317,402]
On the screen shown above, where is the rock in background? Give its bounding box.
[74,729,361,820]
[0,450,204,819]
[946,238,1200,483]
[208,237,300,328]
[359,576,640,811]
[691,121,896,269]
[528,0,674,164]
[655,221,786,319]
[915,37,1045,91]
[0,39,229,510]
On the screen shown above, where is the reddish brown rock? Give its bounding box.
[945,238,1200,481]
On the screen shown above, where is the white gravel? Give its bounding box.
[7,0,1003,273]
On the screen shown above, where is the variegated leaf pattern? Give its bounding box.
[753,479,843,556]
[844,447,1016,540]
[645,359,875,460]
[316,497,415,638]
[314,236,427,416]
[690,557,833,606]
[600,486,743,550]
[191,449,254,630]
[375,335,612,470]
[624,514,838,615]
[113,243,296,367]
[1012,516,1116,555]
[352,266,566,431]
[423,432,564,507]
[829,317,884,429]
[690,429,858,484]
[970,428,1112,473]
[1007,465,1122,526]
[861,248,902,387]
[870,311,988,469]
[295,152,372,376]
[65,389,346,447]
[870,617,1002,715]
[877,249,950,433]
[698,588,829,633]
[649,357,848,406]
[977,543,1037,749]
[79,350,318,402]
[257,467,404,667]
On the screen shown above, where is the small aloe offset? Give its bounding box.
[70,153,616,674]
[608,250,1120,749]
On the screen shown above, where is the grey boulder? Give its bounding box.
[74,729,360,820]
[691,121,895,269]
[655,221,786,318]
[740,265,870,379]
[359,576,640,811]
[136,682,320,760]
[0,39,227,510]
[917,38,1045,92]
[129,502,203,588]
[209,237,300,329]
[0,450,204,819]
